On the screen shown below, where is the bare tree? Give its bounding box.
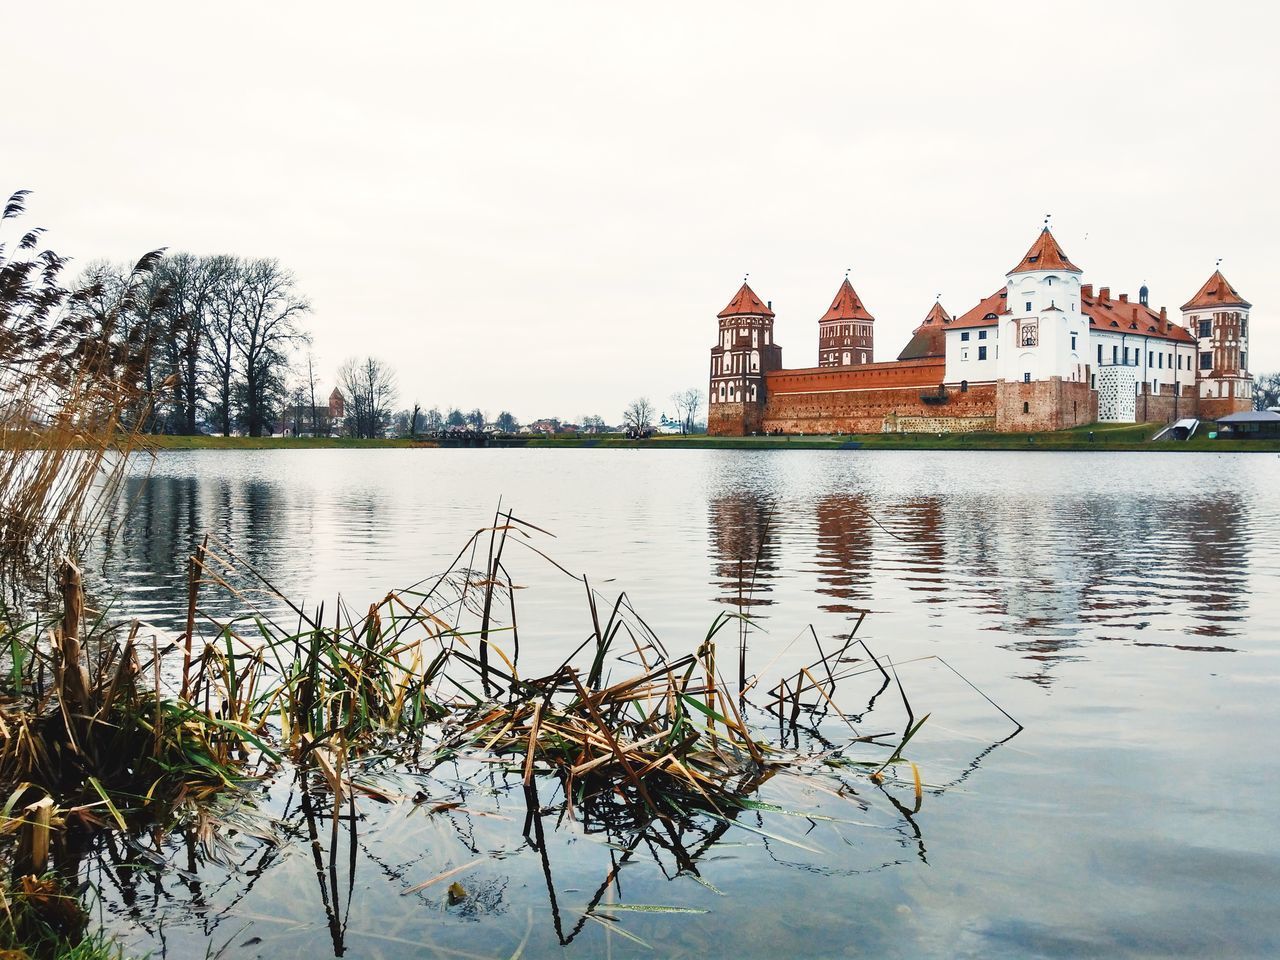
[623,397,655,433]
[424,406,444,432]
[1255,372,1280,411]
[205,261,246,435]
[494,411,518,433]
[304,346,326,436]
[679,387,704,434]
[465,408,485,430]
[337,356,398,439]
[234,258,309,437]
[161,253,229,434]
[410,402,422,438]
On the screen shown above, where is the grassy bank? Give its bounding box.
[143,423,1280,453]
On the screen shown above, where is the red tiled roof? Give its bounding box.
[717,282,774,318]
[949,288,1008,329]
[897,301,951,360]
[1008,228,1082,276]
[1083,289,1195,344]
[1180,269,1251,311]
[918,301,950,327]
[819,278,875,323]
[947,286,1195,344]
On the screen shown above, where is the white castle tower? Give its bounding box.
[1000,227,1087,385]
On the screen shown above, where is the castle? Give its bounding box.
[707,227,1253,435]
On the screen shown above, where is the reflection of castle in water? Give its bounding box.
[708,482,1250,684]
[707,492,778,609]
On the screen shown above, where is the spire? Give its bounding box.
[1180,269,1251,311]
[819,277,875,322]
[919,301,950,328]
[1007,227,1082,276]
[717,281,774,318]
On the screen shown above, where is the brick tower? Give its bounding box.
[1181,269,1253,418]
[707,282,783,436]
[818,277,875,367]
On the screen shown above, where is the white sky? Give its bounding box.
[5,1,1277,422]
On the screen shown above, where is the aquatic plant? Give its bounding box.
[0,189,163,574]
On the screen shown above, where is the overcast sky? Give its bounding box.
[6,1,1277,421]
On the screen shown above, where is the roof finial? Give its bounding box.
[845,267,850,279]
[1215,258,1223,270]
[1044,212,1052,230]
[935,291,941,301]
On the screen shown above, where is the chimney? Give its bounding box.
[767,300,772,310]
[1081,283,1093,298]
[1159,306,1167,321]
[1119,293,1129,303]
[1099,286,1111,300]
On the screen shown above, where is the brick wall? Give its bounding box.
[994,379,1096,432]
[1198,395,1251,421]
[1136,386,1200,424]
[761,382,998,434]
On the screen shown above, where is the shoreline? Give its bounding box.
[136,424,1280,454]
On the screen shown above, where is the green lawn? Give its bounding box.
[139,424,1280,453]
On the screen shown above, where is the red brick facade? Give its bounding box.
[993,379,1097,432]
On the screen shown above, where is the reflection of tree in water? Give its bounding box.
[94,473,293,631]
[707,492,778,610]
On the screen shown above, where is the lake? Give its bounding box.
[88,449,1280,959]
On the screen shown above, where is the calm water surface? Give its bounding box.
[88,449,1280,959]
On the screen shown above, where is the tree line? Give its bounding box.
[79,253,308,436]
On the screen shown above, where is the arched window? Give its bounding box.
[960,380,968,393]
[1022,401,1030,414]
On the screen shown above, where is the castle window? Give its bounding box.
[1025,301,1032,312]
[1242,318,1248,337]
[978,330,987,340]
[1241,351,1247,370]
[1112,345,1119,364]
[1158,353,1163,369]
[1199,319,1211,338]
[1022,401,1030,413]
[1097,344,1103,364]
[961,350,969,361]
[1091,374,1096,389]
[978,346,987,361]
[1148,351,1154,366]
[960,380,968,392]
[1024,373,1031,383]
[961,331,970,341]
[1071,333,1077,350]
[1199,352,1212,370]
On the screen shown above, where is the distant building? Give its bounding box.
[275,386,345,437]
[708,228,1254,435]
